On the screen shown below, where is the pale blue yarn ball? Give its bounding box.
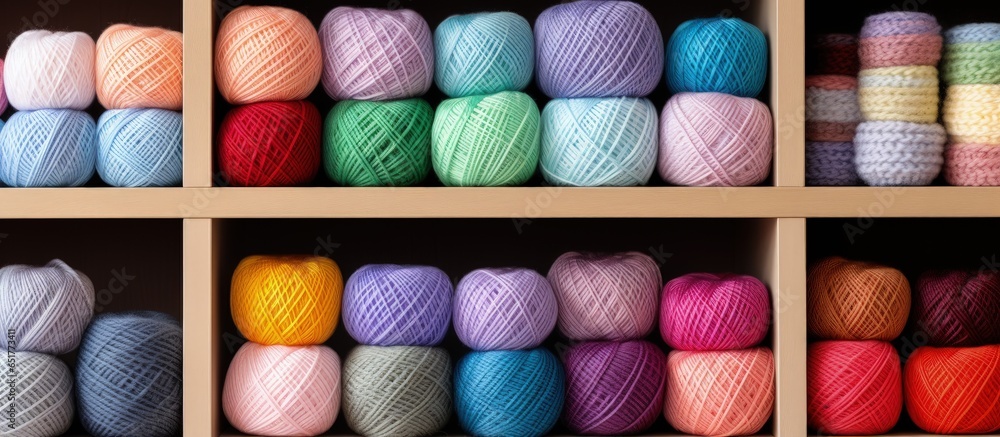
[666,17,768,98]
[0,109,96,187]
[435,12,534,98]
[97,108,183,187]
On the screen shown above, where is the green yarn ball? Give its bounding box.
[324,99,433,187]
[432,91,540,186]
[943,41,1000,84]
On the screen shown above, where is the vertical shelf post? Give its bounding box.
[765,0,806,187]
[183,0,215,188]
[184,218,218,437]
[774,218,807,437]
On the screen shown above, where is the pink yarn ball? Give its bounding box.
[660,273,771,351]
[658,92,773,186]
[0,59,7,113]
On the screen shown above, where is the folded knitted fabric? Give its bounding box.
[807,75,861,142]
[944,143,1000,186]
[855,120,946,186]
[858,66,940,124]
[943,84,1000,144]
[810,34,859,76]
[807,141,859,186]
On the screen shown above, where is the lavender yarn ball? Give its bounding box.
[0,109,97,187]
[454,268,558,351]
[0,259,94,355]
[343,264,453,346]
[0,352,74,437]
[435,12,534,98]
[854,120,946,186]
[806,141,859,186]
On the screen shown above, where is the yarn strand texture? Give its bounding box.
[0,259,94,355]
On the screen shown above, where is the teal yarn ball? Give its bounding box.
[541,97,658,186]
[435,12,534,98]
[97,108,183,187]
[0,109,96,187]
[432,91,540,187]
[455,349,564,437]
[666,17,768,98]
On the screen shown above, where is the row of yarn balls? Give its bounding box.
[214,2,774,189]
[807,256,1000,435]
[222,252,776,437]
[0,259,182,437]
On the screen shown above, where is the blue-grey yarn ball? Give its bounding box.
[435,12,534,98]
[76,311,182,437]
[0,109,96,187]
[666,17,768,98]
[97,108,183,187]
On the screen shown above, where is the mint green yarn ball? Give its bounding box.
[324,99,433,187]
[432,91,540,187]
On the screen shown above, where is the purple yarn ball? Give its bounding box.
[454,268,558,351]
[806,141,859,186]
[343,264,452,346]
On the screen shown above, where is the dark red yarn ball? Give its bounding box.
[809,33,859,76]
[914,270,1000,347]
[218,100,321,187]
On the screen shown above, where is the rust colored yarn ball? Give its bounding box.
[905,345,1000,434]
[218,101,321,187]
[808,340,901,435]
[808,257,910,340]
[96,24,183,110]
[914,270,1000,346]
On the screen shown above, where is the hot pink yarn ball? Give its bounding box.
[660,273,771,351]
[0,59,7,113]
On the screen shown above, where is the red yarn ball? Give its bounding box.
[807,340,901,435]
[914,270,1000,346]
[660,273,770,351]
[905,345,1000,434]
[218,100,321,186]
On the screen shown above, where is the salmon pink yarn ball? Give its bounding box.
[96,24,183,110]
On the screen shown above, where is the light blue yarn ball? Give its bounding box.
[455,349,564,437]
[0,109,96,187]
[541,97,658,186]
[98,108,183,187]
[435,12,534,98]
[666,17,768,98]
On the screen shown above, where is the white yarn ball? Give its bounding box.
[0,352,74,437]
[0,259,95,355]
[5,30,96,111]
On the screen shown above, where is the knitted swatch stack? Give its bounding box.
[806,34,862,185]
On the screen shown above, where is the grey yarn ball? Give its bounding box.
[0,259,94,355]
[0,352,74,437]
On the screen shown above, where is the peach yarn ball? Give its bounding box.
[808,256,910,340]
[96,25,182,110]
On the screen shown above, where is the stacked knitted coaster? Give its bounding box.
[806,37,862,185]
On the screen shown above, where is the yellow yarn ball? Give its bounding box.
[944,84,1000,144]
[858,66,940,124]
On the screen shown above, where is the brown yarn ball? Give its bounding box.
[808,256,910,340]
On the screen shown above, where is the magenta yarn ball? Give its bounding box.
[453,268,558,351]
[0,58,7,113]
[660,273,771,351]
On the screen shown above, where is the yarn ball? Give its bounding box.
[535,1,663,98]
[435,12,533,98]
[945,143,1000,186]
[944,84,1000,144]
[453,267,557,351]
[0,259,93,355]
[658,92,773,187]
[942,25,1000,85]
[806,75,861,142]
[343,264,452,347]
[859,12,942,69]
[231,255,343,346]
[342,346,452,437]
[223,343,341,436]
[809,33,859,76]
[455,349,564,437]
[807,256,911,340]
[323,99,432,187]
[319,7,433,101]
[0,352,74,437]
[96,24,183,110]
[0,109,97,187]
[854,120,946,186]
[858,66,940,124]
[659,273,770,351]
[666,18,768,98]
[905,345,1000,434]
[432,91,540,187]
[4,30,95,111]
[563,341,667,435]
[540,97,658,187]
[97,108,183,187]
[806,142,859,186]
[807,340,902,435]
[665,348,774,436]
[914,270,1000,346]
[218,100,321,187]
[77,312,182,437]
[0,59,6,114]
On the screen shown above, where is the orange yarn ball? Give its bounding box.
[905,345,1000,434]
[96,24,183,110]
[231,255,343,346]
[808,256,910,340]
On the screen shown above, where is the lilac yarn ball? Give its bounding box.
[806,141,859,186]
[343,264,452,346]
[454,268,558,351]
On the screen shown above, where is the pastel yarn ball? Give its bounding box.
[432,91,540,187]
[455,349,564,437]
[659,273,770,351]
[343,264,452,347]
[4,30,95,111]
[435,12,533,98]
[563,341,667,435]
[323,99,432,187]
[914,270,1000,346]
[854,120,946,186]
[320,7,433,101]
[807,256,911,340]
[905,345,1000,434]
[666,17,768,98]
[0,109,97,187]
[223,343,341,436]
[231,255,343,346]
[945,143,1000,186]
[215,6,322,105]
[658,92,773,187]
[806,141,859,186]
[0,59,6,114]
[808,340,902,435]
[453,267,557,351]
[540,97,658,187]
[77,312,182,437]
[0,259,94,355]
[665,348,775,436]
[0,352,74,437]
[97,108,182,187]
[535,1,663,98]
[218,100,322,187]
[96,24,183,110]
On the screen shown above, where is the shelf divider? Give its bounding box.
[184,218,218,437]
[183,0,215,188]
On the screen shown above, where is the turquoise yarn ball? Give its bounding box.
[98,108,183,187]
[0,109,96,187]
[541,97,658,186]
[666,17,768,98]
[435,12,534,98]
